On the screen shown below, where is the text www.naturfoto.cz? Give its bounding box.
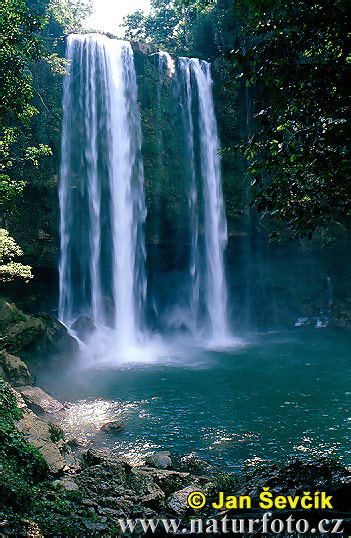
[116,513,344,535]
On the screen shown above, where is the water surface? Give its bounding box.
[38,329,351,471]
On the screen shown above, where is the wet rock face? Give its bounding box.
[71,315,96,341]
[131,41,159,56]
[28,313,79,359]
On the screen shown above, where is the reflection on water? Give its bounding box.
[38,330,351,471]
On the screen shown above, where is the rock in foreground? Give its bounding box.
[0,351,32,386]
[18,385,64,414]
[0,298,79,367]
[145,451,173,469]
[100,419,125,433]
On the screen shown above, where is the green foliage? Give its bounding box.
[121,9,147,42]
[211,471,243,495]
[0,0,54,226]
[48,422,64,442]
[122,0,227,58]
[45,52,69,75]
[0,0,93,261]
[29,487,89,536]
[233,0,351,237]
[0,0,46,126]
[0,229,33,282]
[47,0,92,34]
[0,175,25,214]
[124,0,248,233]
[0,127,52,217]
[0,379,98,534]
[25,143,53,166]
[0,379,48,511]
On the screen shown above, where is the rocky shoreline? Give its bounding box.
[1,297,351,536]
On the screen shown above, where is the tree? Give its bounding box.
[0,0,44,125]
[121,0,223,57]
[233,0,351,238]
[0,0,52,220]
[122,10,148,42]
[47,0,92,34]
[0,229,32,282]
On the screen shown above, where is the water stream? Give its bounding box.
[59,34,146,355]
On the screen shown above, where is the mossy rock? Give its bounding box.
[5,316,46,353]
[0,297,26,334]
[0,380,49,512]
[0,351,32,386]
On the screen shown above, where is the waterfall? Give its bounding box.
[192,59,229,341]
[59,34,230,357]
[59,34,146,352]
[158,51,176,78]
[177,58,229,342]
[178,58,200,335]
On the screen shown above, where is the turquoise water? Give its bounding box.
[39,329,351,471]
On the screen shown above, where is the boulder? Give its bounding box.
[0,351,32,386]
[132,468,190,497]
[145,451,172,469]
[31,314,79,357]
[0,298,25,332]
[71,315,96,341]
[179,453,210,474]
[0,298,79,364]
[167,485,202,515]
[53,478,80,492]
[15,412,66,473]
[128,469,165,509]
[5,316,46,353]
[82,448,131,471]
[100,419,125,433]
[18,386,64,414]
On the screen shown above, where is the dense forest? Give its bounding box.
[1,0,351,535]
[1,0,350,283]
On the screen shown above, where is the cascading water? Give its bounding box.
[158,51,176,78]
[59,34,230,359]
[192,59,229,342]
[177,57,229,342]
[59,34,146,355]
[178,58,200,335]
